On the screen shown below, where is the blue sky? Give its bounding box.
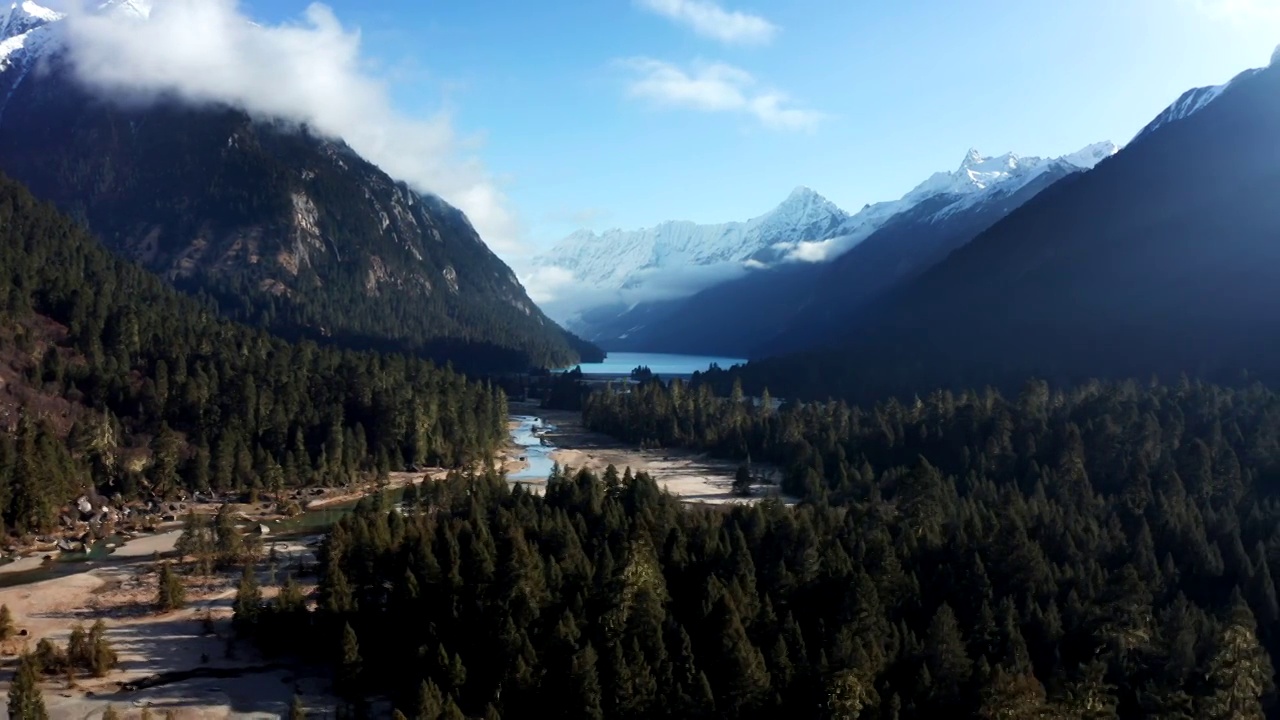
[235,0,1279,261]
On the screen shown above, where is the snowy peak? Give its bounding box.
[98,0,152,20]
[0,1,61,73]
[2,2,62,36]
[1061,141,1119,169]
[1,0,151,70]
[763,186,848,230]
[957,150,1024,188]
[1134,64,1266,143]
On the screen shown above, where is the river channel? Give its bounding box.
[0,414,559,588]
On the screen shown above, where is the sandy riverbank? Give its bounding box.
[526,406,794,506]
[0,535,327,719]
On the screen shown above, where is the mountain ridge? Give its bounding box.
[716,55,1280,402]
[537,140,1117,336]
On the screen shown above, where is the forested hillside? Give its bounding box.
[0,45,598,372]
[230,376,1280,718]
[0,173,506,535]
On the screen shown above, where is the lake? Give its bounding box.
[563,352,745,378]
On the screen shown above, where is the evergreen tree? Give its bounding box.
[1200,595,1273,720]
[338,622,363,696]
[156,562,186,612]
[416,678,445,720]
[8,653,48,720]
[0,603,14,641]
[233,563,263,630]
[85,620,118,677]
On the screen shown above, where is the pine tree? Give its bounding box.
[442,695,465,720]
[828,669,877,719]
[0,603,14,641]
[214,503,247,567]
[711,596,770,716]
[1057,660,1119,720]
[925,603,973,710]
[1200,595,1273,720]
[338,622,363,696]
[176,510,214,574]
[156,562,186,612]
[978,667,1054,720]
[8,653,49,720]
[233,563,262,629]
[416,679,445,720]
[89,619,118,677]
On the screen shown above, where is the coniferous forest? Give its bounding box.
[0,173,506,535]
[223,374,1280,719]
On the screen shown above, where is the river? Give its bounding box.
[0,413,557,588]
[509,414,558,482]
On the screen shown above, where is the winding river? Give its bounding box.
[0,414,553,588]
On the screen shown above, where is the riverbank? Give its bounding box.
[0,535,326,718]
[522,405,794,506]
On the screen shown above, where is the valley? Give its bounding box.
[3,1,1280,719]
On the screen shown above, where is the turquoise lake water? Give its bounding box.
[564,352,745,378]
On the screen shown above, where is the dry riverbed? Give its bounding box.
[0,534,326,719]
[0,475,440,718]
[510,404,794,505]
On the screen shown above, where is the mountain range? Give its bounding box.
[537,141,1117,355]
[714,49,1280,401]
[0,0,598,373]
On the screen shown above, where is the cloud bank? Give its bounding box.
[635,0,777,45]
[58,0,522,255]
[528,259,756,325]
[621,57,824,131]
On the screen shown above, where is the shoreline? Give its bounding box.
[531,406,794,506]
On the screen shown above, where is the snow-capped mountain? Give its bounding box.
[535,141,1117,330]
[1131,48,1280,143]
[0,1,150,97]
[0,2,61,79]
[536,185,851,296]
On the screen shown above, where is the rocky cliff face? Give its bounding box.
[0,1,596,372]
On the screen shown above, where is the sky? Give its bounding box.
[50,0,1280,275]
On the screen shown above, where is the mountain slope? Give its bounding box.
[726,57,1280,402]
[0,1,597,373]
[586,143,1114,356]
[0,169,507,532]
[533,186,854,326]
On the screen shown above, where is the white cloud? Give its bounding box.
[526,259,758,325]
[775,234,860,263]
[635,0,776,45]
[521,265,579,305]
[58,0,522,256]
[621,57,824,131]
